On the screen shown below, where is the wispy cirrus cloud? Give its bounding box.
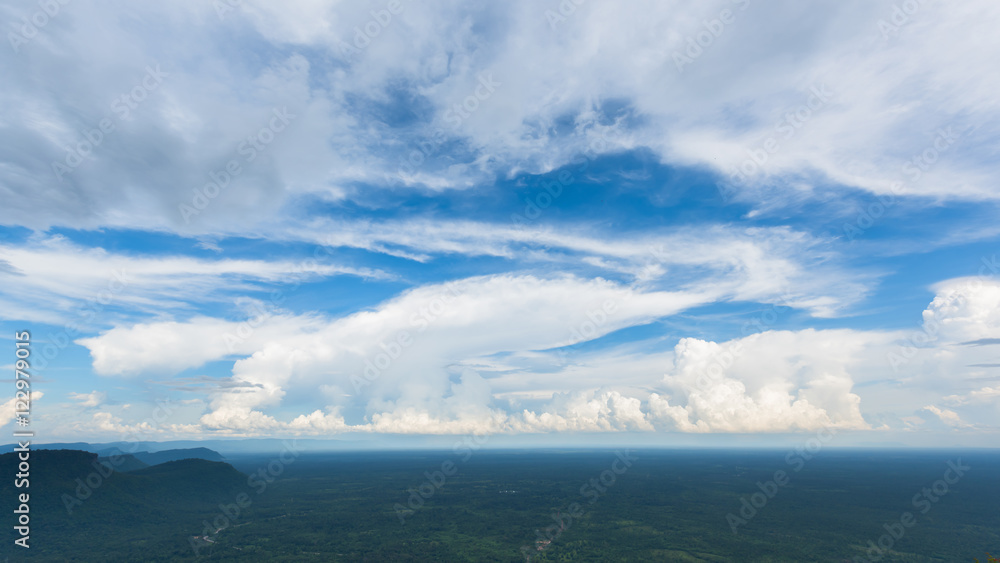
[0,235,389,325]
[2,0,1000,239]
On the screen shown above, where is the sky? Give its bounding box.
[1,0,998,447]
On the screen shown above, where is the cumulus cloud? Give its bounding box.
[78,314,328,377]
[885,278,1000,391]
[81,271,810,432]
[62,263,1000,437]
[513,390,654,433]
[76,272,1000,436]
[188,274,709,431]
[86,411,201,436]
[287,409,351,433]
[923,278,1000,344]
[69,390,106,408]
[944,387,1000,406]
[0,392,42,428]
[922,405,974,429]
[646,330,875,432]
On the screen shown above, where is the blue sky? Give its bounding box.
[1,0,998,446]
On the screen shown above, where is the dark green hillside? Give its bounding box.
[0,449,248,561]
[97,453,149,472]
[132,447,228,466]
[93,446,227,466]
[0,449,997,561]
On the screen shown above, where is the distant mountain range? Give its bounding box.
[0,441,229,457]
[0,443,227,471]
[0,438,357,456]
[105,446,226,466]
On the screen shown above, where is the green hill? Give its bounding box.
[96,453,149,472]
[132,447,227,465]
[0,449,249,561]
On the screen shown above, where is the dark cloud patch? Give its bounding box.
[961,338,1000,346]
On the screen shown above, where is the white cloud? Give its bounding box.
[287,409,350,433]
[882,278,1000,393]
[197,274,712,430]
[3,1,999,237]
[0,392,43,428]
[5,0,1000,445]
[91,412,155,435]
[513,390,655,433]
[283,220,869,317]
[922,405,973,429]
[924,278,1000,343]
[944,387,1000,406]
[0,236,386,325]
[85,411,201,436]
[233,0,1000,204]
[78,314,328,377]
[646,330,875,433]
[69,390,106,408]
[65,268,1000,437]
[75,273,717,431]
